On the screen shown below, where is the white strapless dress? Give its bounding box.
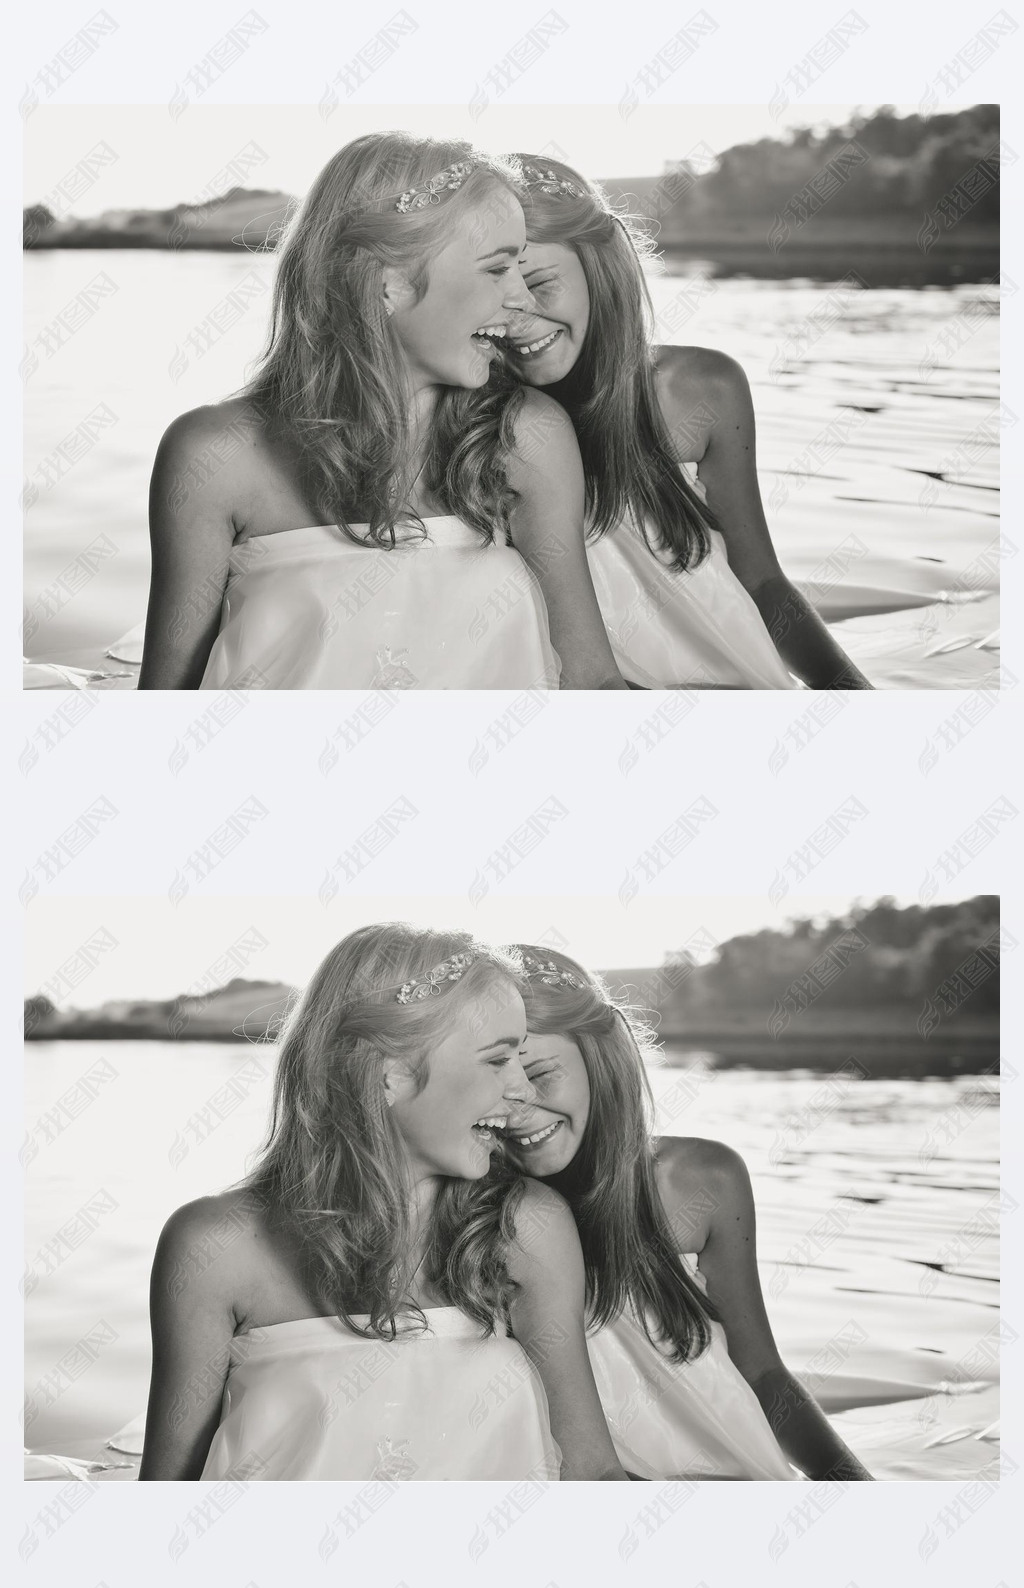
[587,1260,798,1480]
[199,517,561,690]
[201,1309,561,1481]
[587,469,799,690]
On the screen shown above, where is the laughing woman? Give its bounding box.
[505,946,874,1481]
[139,926,629,1481]
[138,135,628,691]
[504,155,873,691]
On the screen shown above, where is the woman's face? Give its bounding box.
[502,1029,591,1177]
[388,187,535,392]
[503,241,590,386]
[389,978,536,1183]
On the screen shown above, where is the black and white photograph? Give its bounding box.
[23,101,1003,691]
[8,3,1019,1586]
[23,894,1001,1485]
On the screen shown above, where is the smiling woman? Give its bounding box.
[135,133,628,693]
[137,924,630,1482]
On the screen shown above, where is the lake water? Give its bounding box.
[23,251,1001,688]
[24,1040,1001,1480]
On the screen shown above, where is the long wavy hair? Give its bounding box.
[244,132,527,547]
[243,923,527,1339]
[511,944,715,1361]
[510,154,715,570]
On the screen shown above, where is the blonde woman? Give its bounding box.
[139,926,629,1481]
[138,134,628,691]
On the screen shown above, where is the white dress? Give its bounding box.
[199,517,561,690]
[587,1260,798,1479]
[586,469,799,689]
[201,1309,561,1481]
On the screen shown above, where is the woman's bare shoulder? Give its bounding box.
[654,1135,752,1227]
[153,1188,268,1301]
[157,396,265,470]
[655,344,750,401]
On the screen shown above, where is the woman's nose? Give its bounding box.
[501,1055,538,1109]
[502,269,538,314]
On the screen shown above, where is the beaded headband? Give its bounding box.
[395,160,477,214]
[395,950,477,1002]
[521,164,585,201]
[521,952,585,990]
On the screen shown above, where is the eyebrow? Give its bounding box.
[477,1034,526,1052]
[476,244,523,261]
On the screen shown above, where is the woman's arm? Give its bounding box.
[658,1137,873,1480]
[507,391,629,690]
[657,347,873,690]
[137,407,242,690]
[507,1181,629,1479]
[138,1199,240,1479]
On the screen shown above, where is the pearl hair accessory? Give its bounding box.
[394,161,477,213]
[520,952,585,989]
[395,951,477,1002]
[520,165,584,200]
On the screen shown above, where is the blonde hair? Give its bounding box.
[244,132,528,546]
[244,923,527,1338]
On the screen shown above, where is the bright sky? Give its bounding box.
[24,103,916,217]
[25,892,978,1006]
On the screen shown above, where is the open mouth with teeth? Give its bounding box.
[506,1118,563,1150]
[470,1114,509,1145]
[508,327,563,359]
[471,324,509,351]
